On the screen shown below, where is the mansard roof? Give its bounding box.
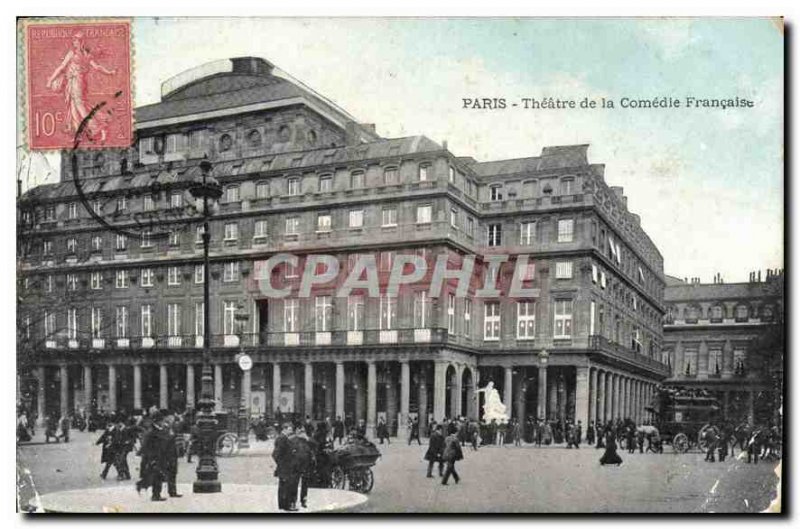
[467,144,590,178]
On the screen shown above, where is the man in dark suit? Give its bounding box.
[332,416,345,445]
[291,427,315,509]
[408,417,421,445]
[441,431,463,485]
[136,411,170,501]
[273,422,298,511]
[164,412,183,498]
[424,424,445,478]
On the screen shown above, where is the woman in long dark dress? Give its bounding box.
[599,431,623,466]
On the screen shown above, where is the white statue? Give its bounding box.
[475,381,509,423]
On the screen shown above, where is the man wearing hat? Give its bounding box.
[136,411,171,501]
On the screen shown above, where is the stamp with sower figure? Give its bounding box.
[23,19,132,151]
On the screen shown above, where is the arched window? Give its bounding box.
[734,304,749,322]
[685,305,699,323]
[219,134,233,152]
[247,130,262,147]
[710,305,724,322]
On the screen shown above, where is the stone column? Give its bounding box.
[503,366,513,417]
[304,362,314,419]
[386,366,398,435]
[452,366,463,418]
[607,373,616,420]
[615,375,622,420]
[242,368,252,411]
[59,365,69,416]
[400,361,410,439]
[597,370,606,424]
[575,366,590,426]
[548,375,558,421]
[335,362,345,420]
[515,376,527,424]
[83,365,93,411]
[537,364,548,420]
[36,367,46,426]
[366,361,377,438]
[272,363,282,415]
[748,391,755,426]
[214,364,223,410]
[133,364,142,410]
[186,365,195,409]
[557,375,567,421]
[107,365,117,413]
[418,371,428,434]
[325,367,335,419]
[433,362,447,423]
[159,364,168,409]
[588,368,597,425]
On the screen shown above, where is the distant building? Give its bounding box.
[17,57,669,435]
[662,270,784,425]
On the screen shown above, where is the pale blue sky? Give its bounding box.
[32,18,784,283]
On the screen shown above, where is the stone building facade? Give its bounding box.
[18,57,669,437]
[662,271,784,425]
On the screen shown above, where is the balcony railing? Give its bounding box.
[589,334,670,376]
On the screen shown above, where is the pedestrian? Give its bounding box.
[333,416,345,445]
[513,419,522,447]
[495,420,506,446]
[586,420,595,446]
[58,414,70,443]
[636,430,645,454]
[376,418,390,445]
[17,412,31,443]
[408,417,421,446]
[599,430,623,466]
[441,431,463,485]
[116,419,135,480]
[273,422,298,511]
[576,421,583,448]
[543,421,553,446]
[535,420,543,447]
[425,425,445,478]
[291,427,315,509]
[626,426,636,454]
[97,422,118,479]
[469,421,479,451]
[717,433,729,462]
[136,411,171,502]
[163,413,182,498]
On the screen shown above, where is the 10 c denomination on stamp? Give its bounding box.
[23,19,133,150]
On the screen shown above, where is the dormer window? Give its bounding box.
[256,181,270,199]
[561,177,575,195]
[350,171,364,189]
[287,177,301,196]
[319,175,332,193]
[490,184,504,201]
[384,167,398,185]
[418,164,430,182]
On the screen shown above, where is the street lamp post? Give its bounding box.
[235,303,251,450]
[191,160,223,494]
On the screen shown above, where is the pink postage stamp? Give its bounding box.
[23,19,132,150]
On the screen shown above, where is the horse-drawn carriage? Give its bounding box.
[646,386,721,453]
[308,438,381,494]
[178,411,243,459]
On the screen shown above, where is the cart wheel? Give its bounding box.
[330,466,346,489]
[673,433,689,453]
[217,433,237,457]
[348,470,366,492]
[362,468,374,493]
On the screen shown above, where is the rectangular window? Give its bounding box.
[286,217,299,235]
[590,300,596,336]
[169,231,180,246]
[91,307,103,338]
[450,208,458,228]
[448,165,456,183]
[116,306,128,339]
[380,295,396,330]
[141,268,154,287]
[224,222,239,241]
[256,181,270,199]
[416,205,432,224]
[600,271,607,289]
[67,308,78,340]
[194,265,204,284]
[555,261,573,279]
[464,299,472,338]
[254,220,268,239]
[348,295,364,331]
[284,299,298,332]
[384,167,398,185]
[45,206,55,221]
[319,176,332,193]
[317,213,332,232]
[684,348,698,376]
[287,178,301,196]
[554,300,573,339]
[91,236,102,252]
[315,296,333,332]
[115,270,129,289]
[68,202,78,219]
[90,272,102,290]
[223,262,239,282]
[708,348,722,374]
[351,171,365,189]
[116,234,127,251]
[520,222,536,245]
[517,301,536,339]
[141,305,152,337]
[467,217,474,237]
[167,304,181,337]
[418,164,429,182]
[349,209,364,229]
[195,226,204,244]
[46,275,53,293]
[484,302,501,341]
[170,192,183,209]
[143,194,154,212]
[223,301,236,336]
[66,238,77,254]
[591,264,598,283]
[561,178,574,195]
[44,311,55,338]
[557,219,574,242]
[43,240,52,255]
[225,185,240,203]
[382,208,397,227]
[168,266,181,286]
[379,251,394,272]
[488,224,502,247]
[141,231,152,248]
[490,184,503,201]
[194,302,204,337]
[447,293,456,335]
[66,274,78,291]
[413,291,430,328]
[733,348,746,374]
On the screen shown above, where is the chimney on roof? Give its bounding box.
[758,270,762,282]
